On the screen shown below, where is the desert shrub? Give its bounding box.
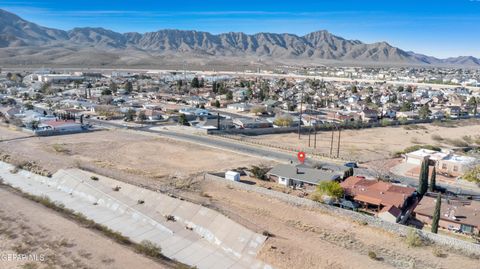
[431,134,443,141]
[90,176,99,181]
[445,138,469,147]
[432,119,458,128]
[113,186,121,191]
[165,215,176,222]
[135,240,163,259]
[273,114,293,127]
[368,251,378,260]
[380,118,391,127]
[432,247,446,258]
[262,230,274,237]
[52,143,70,154]
[250,165,270,180]
[404,125,426,130]
[406,229,424,247]
[463,135,474,144]
[463,165,480,184]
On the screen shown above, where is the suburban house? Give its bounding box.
[404,149,448,165]
[396,111,419,120]
[360,108,379,122]
[232,118,272,129]
[445,106,462,117]
[267,164,341,188]
[35,119,84,135]
[143,109,163,121]
[437,155,476,177]
[414,196,480,235]
[404,148,476,177]
[340,176,416,223]
[227,103,252,112]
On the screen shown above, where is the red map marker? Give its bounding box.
[297,151,306,163]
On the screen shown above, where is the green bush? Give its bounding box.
[315,181,344,200]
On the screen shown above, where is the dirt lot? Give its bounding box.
[247,119,480,162]
[0,127,265,180]
[0,187,165,269]
[1,125,480,269]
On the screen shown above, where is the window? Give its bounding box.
[460,224,473,234]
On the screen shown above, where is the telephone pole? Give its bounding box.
[330,126,335,156]
[337,128,341,158]
[298,85,304,139]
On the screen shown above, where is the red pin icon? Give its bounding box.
[297,151,306,163]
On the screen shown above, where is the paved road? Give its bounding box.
[86,118,302,163]
[88,118,480,197]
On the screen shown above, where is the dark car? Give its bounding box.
[344,162,358,168]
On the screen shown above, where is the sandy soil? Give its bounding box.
[0,187,165,269]
[0,127,264,180]
[247,119,480,162]
[0,125,31,141]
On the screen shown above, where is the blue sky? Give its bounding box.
[2,0,480,58]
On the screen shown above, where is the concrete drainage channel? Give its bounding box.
[0,162,270,269]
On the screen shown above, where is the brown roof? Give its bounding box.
[380,204,402,217]
[340,176,416,208]
[414,196,480,228]
[43,120,78,127]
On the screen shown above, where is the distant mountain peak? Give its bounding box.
[0,8,478,67]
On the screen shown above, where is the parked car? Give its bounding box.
[344,162,358,168]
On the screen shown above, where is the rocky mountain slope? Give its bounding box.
[1,9,478,67]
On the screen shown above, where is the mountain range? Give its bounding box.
[1,8,479,68]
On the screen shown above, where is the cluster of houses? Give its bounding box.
[1,68,479,135]
[263,161,480,235]
[297,66,480,87]
[266,163,416,224]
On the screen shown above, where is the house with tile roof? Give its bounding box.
[340,176,417,223]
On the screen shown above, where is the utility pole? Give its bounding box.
[337,128,341,158]
[308,127,312,147]
[330,126,335,157]
[298,85,304,139]
[314,125,317,149]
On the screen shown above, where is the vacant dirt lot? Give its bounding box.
[0,187,165,269]
[248,119,480,162]
[0,127,265,180]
